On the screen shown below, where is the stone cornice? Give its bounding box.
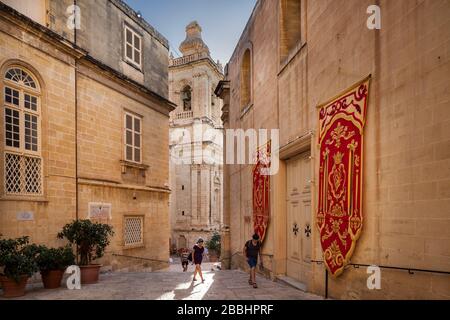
[78,178,171,194]
[80,55,176,115]
[215,80,230,124]
[214,80,230,97]
[279,131,313,160]
[0,2,176,116]
[170,57,224,78]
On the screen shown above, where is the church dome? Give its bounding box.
[179,21,210,56]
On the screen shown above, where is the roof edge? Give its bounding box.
[110,0,169,49]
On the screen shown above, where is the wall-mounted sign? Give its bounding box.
[88,202,112,220]
[17,211,34,221]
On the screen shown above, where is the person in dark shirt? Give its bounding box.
[243,233,262,288]
[192,238,205,283]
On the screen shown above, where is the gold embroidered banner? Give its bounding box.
[253,141,271,243]
[317,77,371,277]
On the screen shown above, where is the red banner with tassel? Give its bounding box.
[253,141,271,243]
[317,77,371,277]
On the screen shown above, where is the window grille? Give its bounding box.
[5,152,42,195]
[124,216,144,247]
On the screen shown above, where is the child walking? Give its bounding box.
[179,247,190,272]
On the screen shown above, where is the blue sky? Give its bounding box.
[124,0,257,64]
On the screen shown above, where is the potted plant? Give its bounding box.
[0,236,38,298]
[57,220,114,284]
[36,245,75,289]
[205,232,221,262]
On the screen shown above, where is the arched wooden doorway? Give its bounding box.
[178,235,187,249]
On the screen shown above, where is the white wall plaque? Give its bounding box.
[88,202,112,220]
[17,211,34,221]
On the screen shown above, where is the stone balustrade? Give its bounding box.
[175,110,193,119]
[170,52,222,72]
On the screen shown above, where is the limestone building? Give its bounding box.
[216,0,450,299]
[169,22,223,251]
[0,0,175,271]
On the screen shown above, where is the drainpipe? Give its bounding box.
[209,167,212,225]
[74,0,79,220]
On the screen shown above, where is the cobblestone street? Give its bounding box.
[3,261,323,300]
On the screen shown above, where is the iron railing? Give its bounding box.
[310,260,450,299]
[310,260,450,275]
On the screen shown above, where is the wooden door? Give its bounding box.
[286,152,312,285]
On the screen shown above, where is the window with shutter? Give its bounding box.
[124,112,142,163]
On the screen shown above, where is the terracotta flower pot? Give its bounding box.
[41,270,65,289]
[80,264,101,284]
[208,250,219,262]
[209,254,219,262]
[0,275,29,298]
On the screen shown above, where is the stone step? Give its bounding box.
[276,275,307,292]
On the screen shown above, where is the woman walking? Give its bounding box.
[192,238,205,283]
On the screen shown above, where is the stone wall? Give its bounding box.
[78,184,170,271]
[223,0,450,299]
[47,0,169,98]
[225,0,279,273]
[76,70,171,270]
[0,3,172,272]
[0,11,77,247]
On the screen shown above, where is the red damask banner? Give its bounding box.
[317,77,371,277]
[253,141,271,243]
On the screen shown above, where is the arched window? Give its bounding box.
[280,0,302,63]
[181,85,192,111]
[3,66,42,195]
[240,49,251,109]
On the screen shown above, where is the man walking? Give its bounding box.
[243,233,262,288]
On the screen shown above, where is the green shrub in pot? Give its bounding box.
[57,220,114,284]
[205,231,221,262]
[36,245,75,289]
[0,236,39,297]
